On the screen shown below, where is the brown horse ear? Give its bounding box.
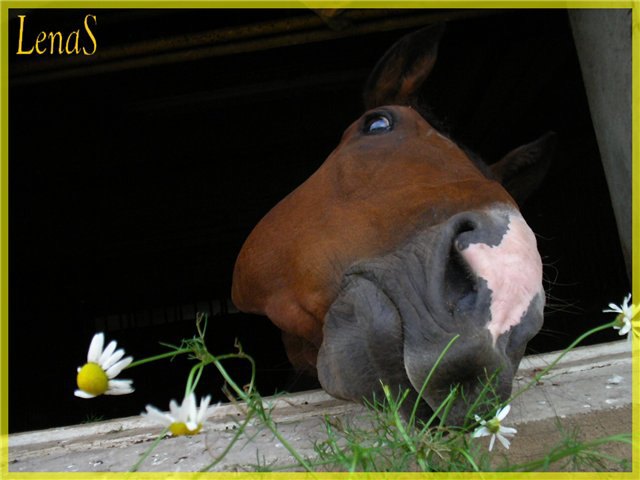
[363,24,445,110]
[491,132,557,205]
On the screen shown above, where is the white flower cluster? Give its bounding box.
[75,333,215,436]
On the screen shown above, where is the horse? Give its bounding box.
[231,24,554,423]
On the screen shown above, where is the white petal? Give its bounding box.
[105,356,133,378]
[500,426,517,436]
[496,433,511,449]
[177,397,189,422]
[169,399,181,418]
[108,378,133,388]
[619,322,631,336]
[197,396,212,423]
[87,333,104,363]
[488,434,496,451]
[183,394,197,423]
[99,340,117,366]
[105,388,134,396]
[496,404,511,420]
[74,389,96,399]
[105,379,134,395]
[179,400,194,420]
[472,427,490,438]
[101,348,125,371]
[143,405,173,425]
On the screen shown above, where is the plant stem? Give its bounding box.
[409,334,460,426]
[126,348,193,369]
[506,433,632,471]
[185,362,205,396]
[129,426,169,472]
[200,410,257,472]
[457,448,480,471]
[207,354,254,399]
[507,322,616,405]
[255,400,314,471]
[206,352,313,471]
[420,387,458,433]
[383,386,428,471]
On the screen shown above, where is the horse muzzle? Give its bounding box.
[317,206,545,424]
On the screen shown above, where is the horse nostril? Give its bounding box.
[443,219,483,313]
[441,214,498,328]
[444,242,478,316]
[454,219,477,236]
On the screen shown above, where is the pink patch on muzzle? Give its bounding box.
[459,210,543,344]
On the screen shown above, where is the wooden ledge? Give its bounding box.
[7,340,632,472]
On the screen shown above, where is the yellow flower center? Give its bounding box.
[487,417,501,434]
[613,313,627,328]
[169,422,202,436]
[77,362,109,396]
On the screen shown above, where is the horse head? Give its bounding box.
[232,24,554,423]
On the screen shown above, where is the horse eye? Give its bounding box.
[364,114,392,134]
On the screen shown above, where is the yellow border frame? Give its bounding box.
[0,1,637,479]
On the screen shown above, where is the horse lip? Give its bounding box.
[403,339,515,426]
[318,270,410,405]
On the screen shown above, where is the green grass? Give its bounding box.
[118,313,632,472]
[80,412,105,424]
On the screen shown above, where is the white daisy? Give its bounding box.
[472,404,517,451]
[75,332,134,398]
[603,293,638,339]
[143,393,215,436]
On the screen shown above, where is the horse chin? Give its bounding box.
[317,208,544,425]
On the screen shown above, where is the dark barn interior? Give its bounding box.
[8,8,630,432]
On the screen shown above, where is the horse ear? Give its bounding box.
[491,132,557,205]
[363,24,445,110]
